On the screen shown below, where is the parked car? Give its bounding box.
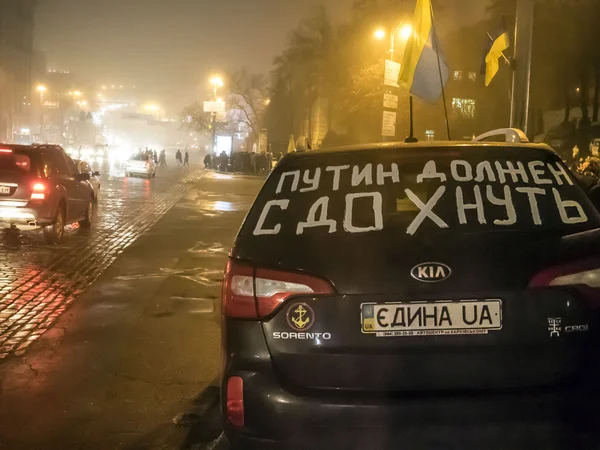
[0,144,95,243]
[125,153,156,178]
[73,159,101,201]
[221,130,600,449]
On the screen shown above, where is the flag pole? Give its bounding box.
[405,96,418,143]
[429,2,451,140]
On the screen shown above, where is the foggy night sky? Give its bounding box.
[35,0,488,111]
[35,0,354,109]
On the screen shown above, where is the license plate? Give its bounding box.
[0,186,10,194]
[361,300,502,337]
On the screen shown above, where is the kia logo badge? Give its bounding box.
[411,262,451,282]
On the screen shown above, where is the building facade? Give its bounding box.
[0,0,35,142]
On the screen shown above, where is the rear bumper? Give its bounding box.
[225,370,599,449]
[126,165,152,175]
[0,206,50,230]
[223,321,600,450]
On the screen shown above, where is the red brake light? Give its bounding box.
[226,376,244,427]
[30,182,46,201]
[222,259,335,319]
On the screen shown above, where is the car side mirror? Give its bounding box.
[93,171,101,177]
[75,172,91,181]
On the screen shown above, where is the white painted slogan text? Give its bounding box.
[254,160,588,236]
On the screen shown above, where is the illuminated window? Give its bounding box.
[469,72,477,81]
[453,70,464,81]
[452,98,476,119]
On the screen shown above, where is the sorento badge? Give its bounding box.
[287,303,314,331]
[411,262,451,282]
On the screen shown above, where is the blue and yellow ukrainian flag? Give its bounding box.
[398,0,448,103]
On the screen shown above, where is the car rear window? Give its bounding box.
[235,146,600,257]
[131,154,148,161]
[0,149,36,173]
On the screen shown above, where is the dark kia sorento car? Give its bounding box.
[221,141,600,449]
[0,144,94,243]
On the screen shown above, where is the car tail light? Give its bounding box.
[30,182,46,201]
[222,259,335,319]
[0,148,13,153]
[529,258,600,303]
[226,376,244,427]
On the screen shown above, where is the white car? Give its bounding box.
[125,153,156,178]
[74,159,101,201]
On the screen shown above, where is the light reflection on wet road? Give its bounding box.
[0,165,205,359]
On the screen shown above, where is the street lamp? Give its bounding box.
[373,23,413,143]
[211,75,224,100]
[36,85,47,142]
[374,23,413,61]
[399,24,413,41]
[209,75,224,154]
[36,84,47,102]
[374,28,386,40]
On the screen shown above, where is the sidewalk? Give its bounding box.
[0,172,263,450]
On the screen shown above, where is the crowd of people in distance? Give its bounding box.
[136,148,190,168]
[203,151,279,174]
[175,149,190,167]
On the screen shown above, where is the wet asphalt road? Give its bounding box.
[0,163,206,359]
[0,166,262,449]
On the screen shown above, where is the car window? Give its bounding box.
[0,149,36,174]
[43,149,70,176]
[63,153,79,175]
[235,147,600,262]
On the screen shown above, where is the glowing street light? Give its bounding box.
[210,75,224,100]
[36,85,47,141]
[144,104,160,112]
[36,84,47,104]
[211,76,224,88]
[73,90,82,98]
[264,98,271,106]
[373,23,413,61]
[36,84,47,103]
[399,24,413,41]
[374,28,386,40]
[209,75,224,153]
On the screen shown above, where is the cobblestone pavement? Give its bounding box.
[0,165,205,359]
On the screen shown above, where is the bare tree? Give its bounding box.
[227,69,270,142]
[181,102,238,137]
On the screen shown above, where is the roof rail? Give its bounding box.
[473,128,529,144]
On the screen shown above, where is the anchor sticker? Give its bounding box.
[286,303,315,331]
